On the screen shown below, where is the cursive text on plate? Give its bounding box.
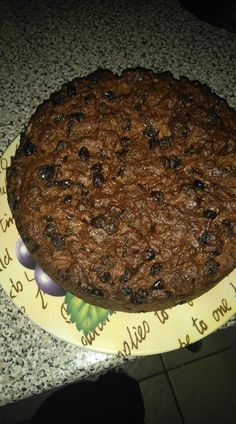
[117,320,150,357]
[0,247,13,272]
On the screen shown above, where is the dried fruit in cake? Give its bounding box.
[6,68,236,312]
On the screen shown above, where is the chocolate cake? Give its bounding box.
[6,68,236,312]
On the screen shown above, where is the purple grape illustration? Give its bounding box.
[15,241,114,334]
[34,264,66,296]
[16,238,36,269]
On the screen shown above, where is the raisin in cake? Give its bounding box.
[6,68,236,312]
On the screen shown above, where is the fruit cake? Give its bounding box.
[6,68,236,312]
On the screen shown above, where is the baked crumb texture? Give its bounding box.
[7,68,236,312]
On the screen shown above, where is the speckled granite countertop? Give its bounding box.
[0,0,236,406]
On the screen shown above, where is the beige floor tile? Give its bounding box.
[122,354,164,381]
[169,348,236,424]
[223,325,236,348]
[140,374,183,424]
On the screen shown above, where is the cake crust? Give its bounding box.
[6,68,236,312]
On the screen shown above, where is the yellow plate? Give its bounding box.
[1,136,236,356]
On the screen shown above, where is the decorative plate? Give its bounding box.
[1,137,236,356]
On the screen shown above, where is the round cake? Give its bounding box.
[6,68,236,312]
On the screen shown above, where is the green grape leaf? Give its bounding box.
[65,292,114,336]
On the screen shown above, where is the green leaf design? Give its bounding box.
[65,292,114,336]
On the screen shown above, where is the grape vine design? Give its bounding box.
[15,238,114,335]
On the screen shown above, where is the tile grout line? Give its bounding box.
[138,345,232,384]
[159,355,186,424]
[161,345,232,373]
[139,369,166,382]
